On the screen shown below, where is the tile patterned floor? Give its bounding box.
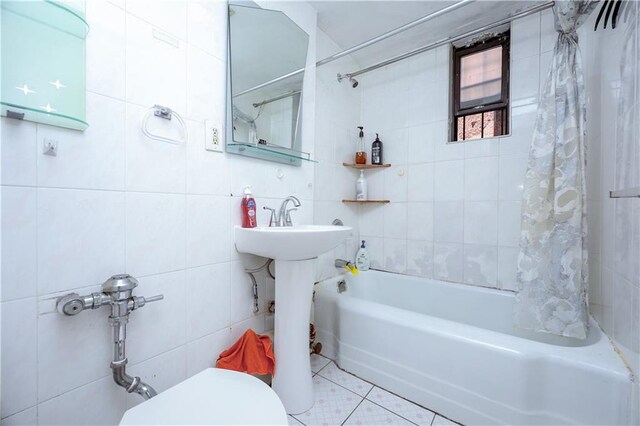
[290,355,462,426]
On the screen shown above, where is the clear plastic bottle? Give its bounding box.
[355,126,367,164]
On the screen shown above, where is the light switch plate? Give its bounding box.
[205,120,223,152]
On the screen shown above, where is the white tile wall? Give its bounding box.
[352,12,555,291]
[1,0,318,422]
[581,1,640,388]
[313,29,361,281]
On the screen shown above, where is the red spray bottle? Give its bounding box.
[241,186,257,228]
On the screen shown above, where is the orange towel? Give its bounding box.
[216,329,275,376]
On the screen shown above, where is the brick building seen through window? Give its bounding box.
[451,31,510,141]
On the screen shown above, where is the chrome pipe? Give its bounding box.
[233,0,475,98]
[253,90,301,108]
[55,274,164,401]
[347,1,555,79]
[316,0,475,67]
[112,358,158,400]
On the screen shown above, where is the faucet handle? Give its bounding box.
[263,206,277,227]
[285,208,297,226]
[130,294,164,311]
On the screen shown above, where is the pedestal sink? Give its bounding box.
[235,225,352,414]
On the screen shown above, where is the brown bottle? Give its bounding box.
[355,126,366,164]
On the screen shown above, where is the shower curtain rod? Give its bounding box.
[234,0,475,98]
[345,1,555,80]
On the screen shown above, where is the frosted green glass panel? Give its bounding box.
[1,0,88,130]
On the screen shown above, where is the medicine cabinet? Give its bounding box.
[1,0,89,130]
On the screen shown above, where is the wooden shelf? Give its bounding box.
[342,200,390,204]
[342,163,391,169]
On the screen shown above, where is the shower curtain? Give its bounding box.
[514,0,597,339]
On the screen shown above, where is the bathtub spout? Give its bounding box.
[112,359,158,400]
[335,259,358,275]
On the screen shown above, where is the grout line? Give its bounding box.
[339,395,366,426]
[361,398,422,426]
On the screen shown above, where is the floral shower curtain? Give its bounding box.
[514,0,597,340]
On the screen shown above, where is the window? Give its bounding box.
[451,32,510,141]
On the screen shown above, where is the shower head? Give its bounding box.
[337,73,359,89]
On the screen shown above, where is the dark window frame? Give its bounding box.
[451,32,510,141]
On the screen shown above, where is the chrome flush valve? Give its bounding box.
[55,274,164,400]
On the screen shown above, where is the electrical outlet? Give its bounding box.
[43,138,57,156]
[205,120,223,152]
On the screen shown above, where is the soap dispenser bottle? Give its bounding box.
[356,170,367,200]
[372,133,383,165]
[355,240,370,271]
[355,126,366,164]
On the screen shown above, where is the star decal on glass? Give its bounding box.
[40,104,56,113]
[16,84,36,95]
[50,80,66,90]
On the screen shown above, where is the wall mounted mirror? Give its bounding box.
[226,2,313,166]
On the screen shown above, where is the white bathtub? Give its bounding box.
[314,271,634,425]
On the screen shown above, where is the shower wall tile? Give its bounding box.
[384,166,408,202]
[463,244,498,287]
[2,1,319,424]
[407,163,434,201]
[497,246,519,291]
[383,238,407,273]
[582,2,640,377]
[511,13,541,60]
[407,121,442,163]
[407,202,434,241]
[434,201,463,243]
[464,201,498,245]
[464,157,499,201]
[356,12,550,294]
[434,161,464,201]
[511,55,540,105]
[434,243,463,283]
[406,240,434,279]
[498,201,522,247]
[383,203,408,239]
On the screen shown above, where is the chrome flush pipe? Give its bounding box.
[56,274,163,400]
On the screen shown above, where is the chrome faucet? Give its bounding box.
[56,274,163,400]
[263,196,301,227]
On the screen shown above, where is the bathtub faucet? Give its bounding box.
[335,259,358,275]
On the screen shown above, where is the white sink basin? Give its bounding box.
[234,223,353,413]
[235,225,353,260]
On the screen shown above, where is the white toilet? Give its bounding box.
[120,368,288,425]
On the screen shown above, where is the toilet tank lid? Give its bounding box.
[119,368,287,425]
